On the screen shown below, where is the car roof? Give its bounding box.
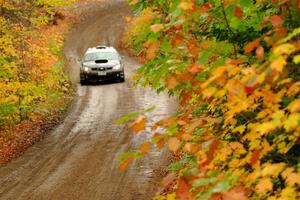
[85,46,118,54]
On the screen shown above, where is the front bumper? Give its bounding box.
[80,70,124,81]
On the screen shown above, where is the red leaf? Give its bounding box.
[176,178,192,200]
[297,0,300,10]
[276,27,286,35]
[244,84,258,94]
[244,39,260,53]
[250,150,261,166]
[271,15,283,27]
[202,139,219,167]
[234,6,243,18]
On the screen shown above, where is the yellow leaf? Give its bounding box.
[279,186,297,200]
[128,115,147,133]
[262,163,285,177]
[168,137,181,152]
[166,193,176,200]
[178,1,194,10]
[286,173,300,186]
[233,125,246,134]
[256,122,276,135]
[150,24,164,33]
[284,113,300,132]
[256,177,273,193]
[273,44,296,56]
[271,57,287,73]
[293,55,300,64]
[202,87,217,99]
[287,99,300,113]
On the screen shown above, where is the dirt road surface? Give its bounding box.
[0,1,175,199]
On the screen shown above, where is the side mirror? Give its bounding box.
[77,58,82,63]
[121,56,125,59]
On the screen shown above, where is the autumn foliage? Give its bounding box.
[0,0,76,162]
[123,0,300,199]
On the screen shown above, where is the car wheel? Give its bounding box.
[120,77,125,82]
[80,79,87,85]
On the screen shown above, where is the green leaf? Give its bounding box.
[114,112,139,124]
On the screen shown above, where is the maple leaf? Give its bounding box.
[129,0,139,5]
[256,177,273,193]
[262,163,285,177]
[287,99,300,113]
[150,24,164,33]
[146,41,159,60]
[244,39,260,53]
[256,46,264,59]
[250,150,261,166]
[166,75,178,90]
[119,157,133,171]
[176,178,192,200]
[234,6,243,18]
[178,2,194,10]
[270,57,286,73]
[128,115,147,133]
[222,187,249,200]
[140,141,151,154]
[271,15,283,27]
[284,113,300,131]
[168,137,181,152]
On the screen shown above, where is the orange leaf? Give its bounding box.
[128,116,147,133]
[234,6,243,18]
[140,141,152,154]
[256,177,273,193]
[123,16,132,22]
[188,63,203,75]
[256,46,264,59]
[168,137,181,152]
[166,75,178,89]
[150,24,164,33]
[271,57,286,73]
[146,41,159,60]
[223,187,249,200]
[176,178,192,200]
[129,0,139,5]
[244,39,260,53]
[119,157,133,171]
[179,2,194,10]
[156,138,165,149]
[271,15,283,27]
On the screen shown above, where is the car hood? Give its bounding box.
[83,60,120,67]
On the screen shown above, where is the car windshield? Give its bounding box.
[84,52,118,61]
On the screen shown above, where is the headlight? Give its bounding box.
[84,66,89,72]
[113,64,121,70]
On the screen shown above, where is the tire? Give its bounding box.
[119,77,125,82]
[80,78,87,85]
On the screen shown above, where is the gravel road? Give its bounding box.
[0,1,175,199]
